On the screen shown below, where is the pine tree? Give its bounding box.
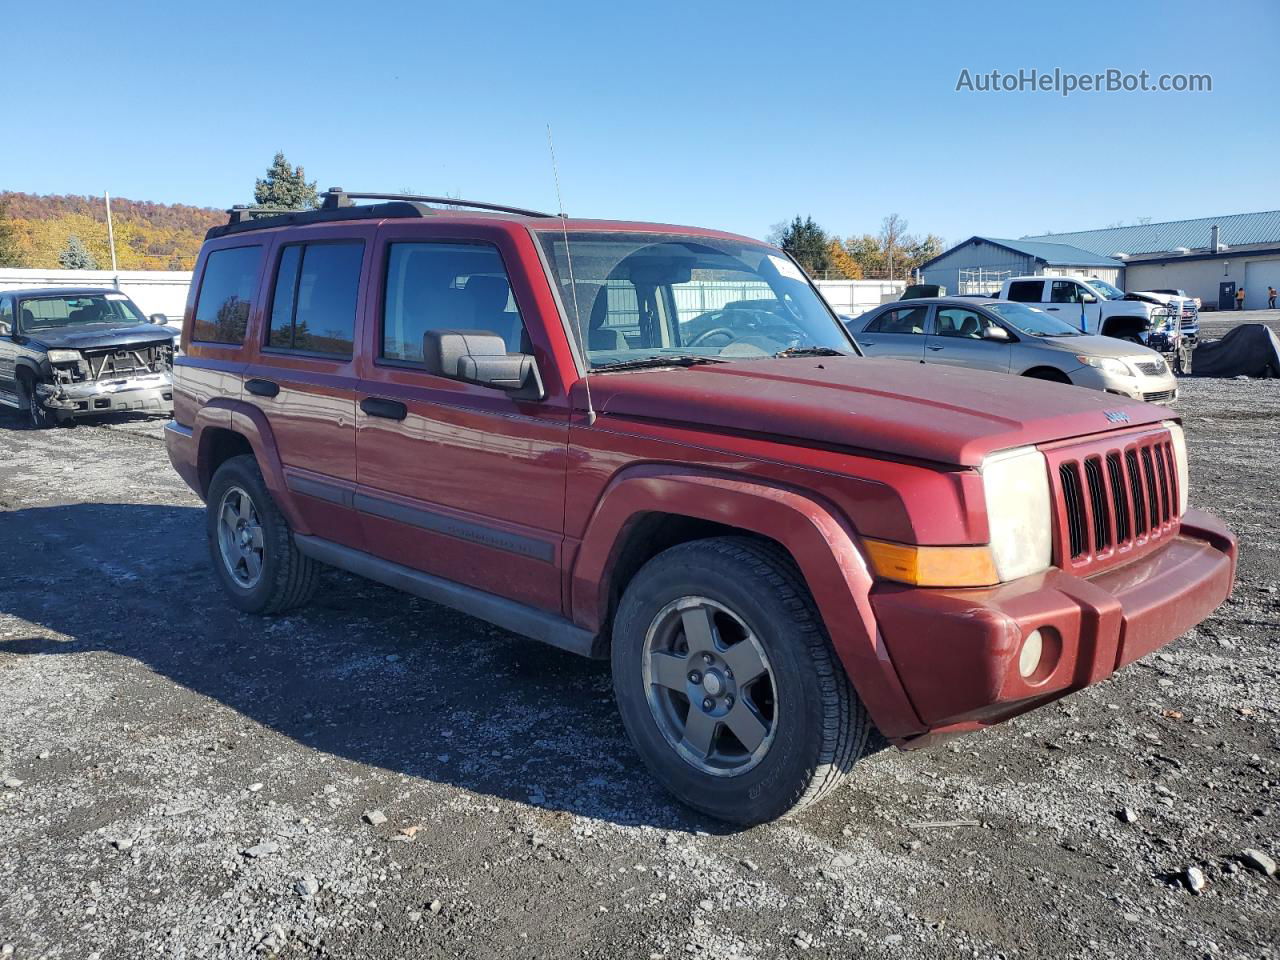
[58,234,99,270]
[254,153,319,210]
[776,216,832,277]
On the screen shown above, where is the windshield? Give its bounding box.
[535,231,854,368]
[1086,278,1125,300]
[18,293,146,332]
[985,301,1085,336]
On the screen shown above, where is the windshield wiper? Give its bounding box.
[592,355,728,373]
[773,346,846,357]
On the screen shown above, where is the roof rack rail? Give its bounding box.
[320,188,555,219]
[206,189,557,240]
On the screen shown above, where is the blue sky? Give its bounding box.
[7,0,1276,244]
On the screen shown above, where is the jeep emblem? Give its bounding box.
[1104,410,1130,423]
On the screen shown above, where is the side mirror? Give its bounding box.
[983,325,1012,342]
[150,313,168,324]
[422,330,544,400]
[1079,293,1097,304]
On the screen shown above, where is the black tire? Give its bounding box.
[206,454,318,615]
[16,372,57,429]
[1022,367,1071,384]
[611,536,870,825]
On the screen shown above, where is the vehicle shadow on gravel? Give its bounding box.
[0,502,729,834]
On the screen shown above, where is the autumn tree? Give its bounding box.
[836,215,944,281]
[773,216,832,277]
[254,153,319,210]
[825,239,862,279]
[0,201,22,267]
[58,234,99,270]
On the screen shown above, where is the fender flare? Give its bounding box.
[571,465,924,739]
[14,356,44,382]
[192,399,309,535]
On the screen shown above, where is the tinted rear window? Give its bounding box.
[266,241,363,356]
[193,246,262,344]
[1006,280,1045,303]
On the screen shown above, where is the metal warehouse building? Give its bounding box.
[1021,211,1280,310]
[920,237,1123,295]
[923,210,1280,309]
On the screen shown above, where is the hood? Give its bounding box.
[586,357,1167,467]
[1028,333,1161,361]
[29,323,179,351]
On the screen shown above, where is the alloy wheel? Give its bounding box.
[641,596,778,777]
[216,485,266,589]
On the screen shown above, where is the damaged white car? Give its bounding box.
[0,288,178,428]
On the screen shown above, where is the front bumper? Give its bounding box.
[37,373,173,419]
[871,509,1236,745]
[1071,365,1179,404]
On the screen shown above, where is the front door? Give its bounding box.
[354,226,571,614]
[0,297,15,398]
[854,303,930,362]
[1046,279,1100,333]
[239,229,372,548]
[923,306,1012,372]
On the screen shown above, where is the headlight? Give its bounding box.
[46,349,82,365]
[1162,420,1189,515]
[1075,355,1134,377]
[981,446,1053,581]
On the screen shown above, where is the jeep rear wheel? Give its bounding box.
[206,454,318,614]
[612,537,870,825]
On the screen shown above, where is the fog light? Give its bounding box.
[1018,629,1044,679]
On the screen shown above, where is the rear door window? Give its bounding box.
[865,305,929,334]
[266,241,364,357]
[1006,280,1045,303]
[192,246,263,344]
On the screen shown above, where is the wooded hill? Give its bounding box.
[0,192,225,271]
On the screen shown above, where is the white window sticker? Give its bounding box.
[105,293,128,301]
[768,255,806,281]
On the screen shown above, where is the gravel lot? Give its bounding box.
[1,349,1277,959]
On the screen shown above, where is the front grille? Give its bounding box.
[1051,431,1179,571]
[1143,389,1176,403]
[83,341,173,381]
[1134,360,1166,376]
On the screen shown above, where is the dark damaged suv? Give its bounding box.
[0,287,177,428]
[167,190,1236,825]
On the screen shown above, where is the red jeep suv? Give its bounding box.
[166,190,1236,825]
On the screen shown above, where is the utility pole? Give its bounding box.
[104,191,118,273]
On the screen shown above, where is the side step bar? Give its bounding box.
[293,534,605,659]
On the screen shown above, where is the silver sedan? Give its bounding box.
[845,297,1178,404]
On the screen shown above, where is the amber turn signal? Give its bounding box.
[862,538,1001,588]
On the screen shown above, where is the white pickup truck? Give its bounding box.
[999,275,1191,372]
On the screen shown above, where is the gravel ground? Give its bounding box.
[0,371,1277,959]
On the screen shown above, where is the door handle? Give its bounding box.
[246,378,279,398]
[361,396,408,421]
[1046,307,1060,311]
[927,345,945,351]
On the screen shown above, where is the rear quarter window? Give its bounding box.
[1006,280,1045,303]
[192,246,263,344]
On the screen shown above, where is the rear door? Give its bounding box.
[852,304,930,362]
[353,223,571,613]
[239,226,373,548]
[924,306,1012,372]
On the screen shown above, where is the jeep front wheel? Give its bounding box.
[611,537,870,825]
[206,454,318,614]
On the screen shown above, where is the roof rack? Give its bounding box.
[206,188,555,240]
[320,188,554,219]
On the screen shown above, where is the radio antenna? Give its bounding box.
[547,124,595,426]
